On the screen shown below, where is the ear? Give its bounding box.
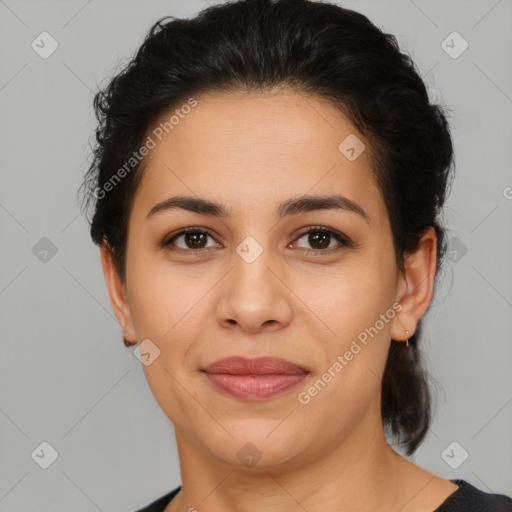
[391,226,438,341]
[100,242,136,342]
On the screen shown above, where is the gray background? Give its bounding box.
[0,0,511,510]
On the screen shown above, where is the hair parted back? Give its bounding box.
[80,0,455,456]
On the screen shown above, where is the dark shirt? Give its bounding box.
[134,479,512,511]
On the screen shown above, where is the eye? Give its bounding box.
[292,226,351,254]
[162,226,352,254]
[162,227,219,251]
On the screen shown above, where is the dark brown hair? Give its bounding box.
[80,0,455,455]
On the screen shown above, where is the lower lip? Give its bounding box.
[204,372,308,401]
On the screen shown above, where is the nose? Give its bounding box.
[215,246,293,334]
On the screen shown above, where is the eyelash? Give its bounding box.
[162,226,352,255]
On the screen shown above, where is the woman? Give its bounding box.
[80,0,512,510]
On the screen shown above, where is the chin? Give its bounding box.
[197,421,311,469]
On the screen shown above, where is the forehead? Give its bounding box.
[131,89,387,227]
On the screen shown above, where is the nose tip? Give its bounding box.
[215,248,294,333]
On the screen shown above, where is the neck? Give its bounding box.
[167,405,404,512]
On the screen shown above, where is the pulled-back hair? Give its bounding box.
[80,0,455,455]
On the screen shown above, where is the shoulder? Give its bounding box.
[132,486,181,512]
[129,480,512,512]
[435,479,512,512]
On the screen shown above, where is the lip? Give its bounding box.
[203,356,309,375]
[202,356,309,401]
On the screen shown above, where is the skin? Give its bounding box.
[101,89,459,511]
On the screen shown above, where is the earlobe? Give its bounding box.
[100,242,136,342]
[391,227,438,341]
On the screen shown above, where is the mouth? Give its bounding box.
[201,356,310,401]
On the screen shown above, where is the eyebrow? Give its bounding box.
[146,194,370,225]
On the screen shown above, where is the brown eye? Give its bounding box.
[305,230,331,250]
[163,228,217,251]
[294,227,351,254]
[162,226,351,255]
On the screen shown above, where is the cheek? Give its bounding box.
[304,260,392,335]
[128,266,207,342]
[128,265,208,419]
[303,288,393,423]
[302,259,396,395]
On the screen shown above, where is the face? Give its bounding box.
[103,89,416,470]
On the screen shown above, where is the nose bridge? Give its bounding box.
[216,231,293,331]
[231,232,277,292]
[235,233,267,266]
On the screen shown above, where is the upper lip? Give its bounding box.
[202,356,309,375]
